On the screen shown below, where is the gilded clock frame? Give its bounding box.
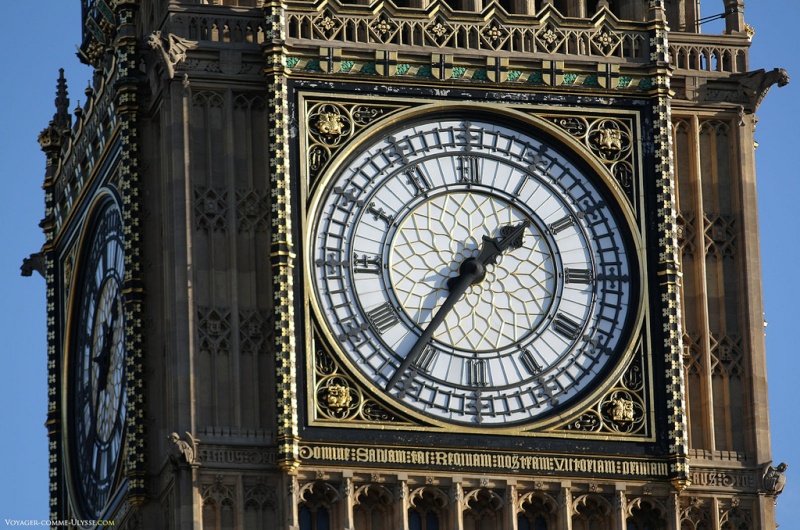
[300,93,653,440]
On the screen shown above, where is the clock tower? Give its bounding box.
[35,0,788,529]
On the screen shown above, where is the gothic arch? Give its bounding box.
[354,484,395,530]
[463,488,505,529]
[571,493,614,530]
[299,481,340,530]
[201,480,236,530]
[626,497,668,530]
[680,504,713,530]
[518,491,558,530]
[408,486,449,529]
[720,505,753,530]
[244,483,279,529]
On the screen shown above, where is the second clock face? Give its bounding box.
[308,113,639,426]
[69,200,126,517]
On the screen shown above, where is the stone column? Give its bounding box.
[451,480,465,530]
[284,474,299,530]
[342,474,354,530]
[566,0,586,17]
[613,486,627,530]
[724,0,746,33]
[460,0,483,12]
[512,0,536,15]
[395,475,409,530]
[505,481,519,530]
[558,482,573,530]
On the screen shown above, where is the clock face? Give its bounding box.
[69,200,126,517]
[308,113,639,427]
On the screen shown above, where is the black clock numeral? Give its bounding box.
[367,202,394,228]
[353,253,381,275]
[553,313,582,340]
[468,359,488,387]
[519,349,542,375]
[366,302,400,335]
[457,155,481,185]
[405,165,432,196]
[549,215,576,235]
[565,267,594,285]
[414,344,439,373]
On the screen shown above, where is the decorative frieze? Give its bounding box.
[284,2,650,61]
[197,445,277,468]
[688,469,754,490]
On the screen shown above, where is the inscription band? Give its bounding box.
[299,445,669,478]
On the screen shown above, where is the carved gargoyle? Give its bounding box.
[738,68,790,112]
[762,462,788,496]
[169,431,200,467]
[146,31,197,79]
[20,252,45,278]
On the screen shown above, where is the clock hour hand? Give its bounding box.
[386,220,530,390]
[93,300,119,404]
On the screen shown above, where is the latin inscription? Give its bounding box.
[299,445,669,478]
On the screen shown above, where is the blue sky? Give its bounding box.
[1,1,796,524]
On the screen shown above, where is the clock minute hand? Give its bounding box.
[386,220,530,391]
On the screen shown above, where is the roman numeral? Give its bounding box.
[519,349,541,375]
[353,253,381,275]
[405,165,432,196]
[457,156,481,184]
[564,268,594,284]
[414,344,438,373]
[367,202,394,227]
[468,359,488,386]
[367,302,399,335]
[549,215,575,235]
[553,312,582,340]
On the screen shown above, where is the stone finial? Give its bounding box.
[54,69,71,132]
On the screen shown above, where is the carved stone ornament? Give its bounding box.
[146,31,198,79]
[169,431,200,467]
[762,462,788,495]
[737,68,790,112]
[20,252,46,278]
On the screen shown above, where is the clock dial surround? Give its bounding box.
[67,198,127,518]
[307,108,642,428]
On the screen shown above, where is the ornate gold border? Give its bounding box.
[300,94,652,440]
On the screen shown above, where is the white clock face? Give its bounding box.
[308,114,638,426]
